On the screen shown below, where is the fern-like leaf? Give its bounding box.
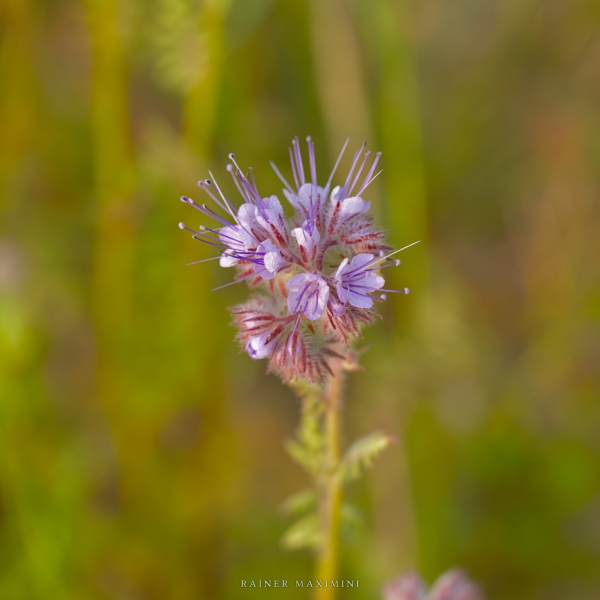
[279,488,317,517]
[285,439,320,475]
[337,431,396,482]
[280,513,321,551]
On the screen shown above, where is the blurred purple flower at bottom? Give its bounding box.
[382,570,483,600]
[428,570,482,600]
[382,571,427,600]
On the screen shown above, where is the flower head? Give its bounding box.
[179,137,416,383]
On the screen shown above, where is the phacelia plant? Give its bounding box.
[179,137,418,600]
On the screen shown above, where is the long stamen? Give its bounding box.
[359,168,383,195]
[306,136,317,187]
[236,169,261,205]
[270,161,295,193]
[179,222,200,235]
[229,153,262,205]
[186,256,223,265]
[211,275,254,292]
[357,152,382,195]
[198,179,229,214]
[192,235,230,250]
[199,203,232,227]
[200,225,241,246]
[180,222,230,250]
[233,249,266,256]
[365,259,401,273]
[325,138,349,192]
[343,259,401,280]
[247,168,262,200]
[222,167,264,244]
[288,146,300,189]
[347,150,371,197]
[207,172,238,217]
[227,164,252,204]
[343,246,415,279]
[181,196,228,224]
[293,137,305,186]
[228,153,245,177]
[342,142,366,195]
[368,241,421,268]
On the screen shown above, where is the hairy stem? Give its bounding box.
[315,357,345,599]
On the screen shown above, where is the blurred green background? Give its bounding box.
[1,0,600,598]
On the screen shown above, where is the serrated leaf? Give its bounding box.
[337,431,395,482]
[279,488,317,517]
[284,439,320,475]
[280,513,321,551]
[284,393,326,475]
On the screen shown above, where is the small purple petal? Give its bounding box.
[285,182,327,213]
[236,203,263,245]
[286,273,329,320]
[334,253,385,309]
[256,195,289,245]
[328,294,346,317]
[291,221,320,259]
[253,240,289,280]
[338,196,371,221]
[246,332,278,359]
[219,251,239,268]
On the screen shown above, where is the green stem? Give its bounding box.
[315,358,344,600]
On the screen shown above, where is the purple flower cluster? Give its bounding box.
[179,137,414,382]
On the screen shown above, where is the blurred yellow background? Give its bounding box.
[1,0,599,598]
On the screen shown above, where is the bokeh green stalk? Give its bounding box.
[315,358,345,600]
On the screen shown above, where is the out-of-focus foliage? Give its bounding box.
[0,0,599,599]
[338,431,396,483]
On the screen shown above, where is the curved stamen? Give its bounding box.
[357,151,382,195]
[288,146,300,189]
[186,255,224,266]
[347,150,371,197]
[342,142,366,196]
[306,136,317,187]
[270,160,295,193]
[379,288,410,294]
[292,136,305,186]
[199,203,234,227]
[206,172,238,216]
[198,179,230,215]
[226,164,252,204]
[325,138,349,192]
[211,275,255,292]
